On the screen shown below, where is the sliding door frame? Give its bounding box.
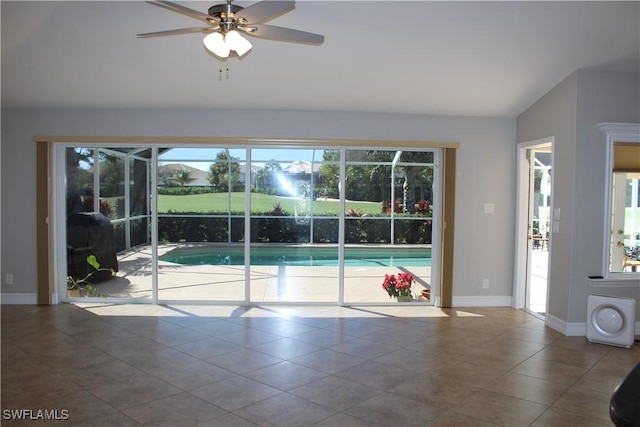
[36,136,458,306]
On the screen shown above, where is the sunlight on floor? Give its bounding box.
[75,303,484,319]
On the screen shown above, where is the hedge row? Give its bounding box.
[156,216,431,244]
[158,187,221,195]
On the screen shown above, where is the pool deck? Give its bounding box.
[82,244,433,304]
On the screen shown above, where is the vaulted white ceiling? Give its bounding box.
[2,1,639,117]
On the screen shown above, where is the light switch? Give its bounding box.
[553,220,560,233]
[484,203,494,214]
[553,208,560,220]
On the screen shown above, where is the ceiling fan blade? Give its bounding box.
[137,27,216,38]
[147,1,213,23]
[236,1,295,24]
[242,24,324,45]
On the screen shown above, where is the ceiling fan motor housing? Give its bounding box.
[208,4,245,22]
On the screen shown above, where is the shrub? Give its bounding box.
[155,211,431,244]
[157,186,217,196]
[381,199,403,214]
[415,200,432,216]
[158,217,230,242]
[81,196,113,218]
[347,208,365,217]
[269,203,285,216]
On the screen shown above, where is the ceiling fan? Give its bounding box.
[137,0,324,59]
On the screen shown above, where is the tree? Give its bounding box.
[318,150,340,198]
[158,169,174,187]
[99,152,125,198]
[344,164,370,201]
[208,151,241,191]
[66,147,94,215]
[395,152,433,213]
[368,164,392,202]
[169,168,195,188]
[256,159,282,190]
[363,150,433,212]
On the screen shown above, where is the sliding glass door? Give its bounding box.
[249,148,339,303]
[342,150,436,303]
[155,147,247,301]
[60,146,153,300]
[56,142,439,305]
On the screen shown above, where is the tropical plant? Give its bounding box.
[381,199,403,214]
[169,168,196,188]
[415,199,432,216]
[269,202,285,216]
[67,255,113,297]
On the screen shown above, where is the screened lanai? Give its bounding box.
[57,142,443,305]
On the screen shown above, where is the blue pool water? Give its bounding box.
[160,246,431,267]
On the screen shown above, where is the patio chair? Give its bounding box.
[622,247,640,272]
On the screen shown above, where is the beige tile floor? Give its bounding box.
[2,303,638,426]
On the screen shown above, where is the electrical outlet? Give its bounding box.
[5,274,14,285]
[482,278,489,289]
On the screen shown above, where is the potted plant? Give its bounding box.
[418,286,431,302]
[382,272,414,302]
[67,255,113,297]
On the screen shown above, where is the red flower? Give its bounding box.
[382,272,414,298]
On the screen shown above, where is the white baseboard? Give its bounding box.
[452,295,512,307]
[545,314,586,336]
[546,313,640,337]
[1,293,38,305]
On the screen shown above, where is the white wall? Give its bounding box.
[0,109,516,305]
[516,72,578,323]
[517,70,640,331]
[571,70,640,322]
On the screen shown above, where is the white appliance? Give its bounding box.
[586,294,636,348]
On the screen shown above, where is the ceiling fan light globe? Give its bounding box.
[203,32,230,58]
[234,37,252,56]
[225,30,252,56]
[225,30,241,44]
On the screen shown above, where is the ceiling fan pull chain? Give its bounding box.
[218,59,230,81]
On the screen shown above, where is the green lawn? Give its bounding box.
[625,208,640,225]
[158,192,383,215]
[624,208,640,239]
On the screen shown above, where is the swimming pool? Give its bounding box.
[160,246,431,267]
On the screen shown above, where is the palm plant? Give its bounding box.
[169,168,195,188]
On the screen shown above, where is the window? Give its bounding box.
[600,123,640,276]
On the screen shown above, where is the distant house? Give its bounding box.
[239,164,261,186]
[157,164,210,187]
[158,163,262,188]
